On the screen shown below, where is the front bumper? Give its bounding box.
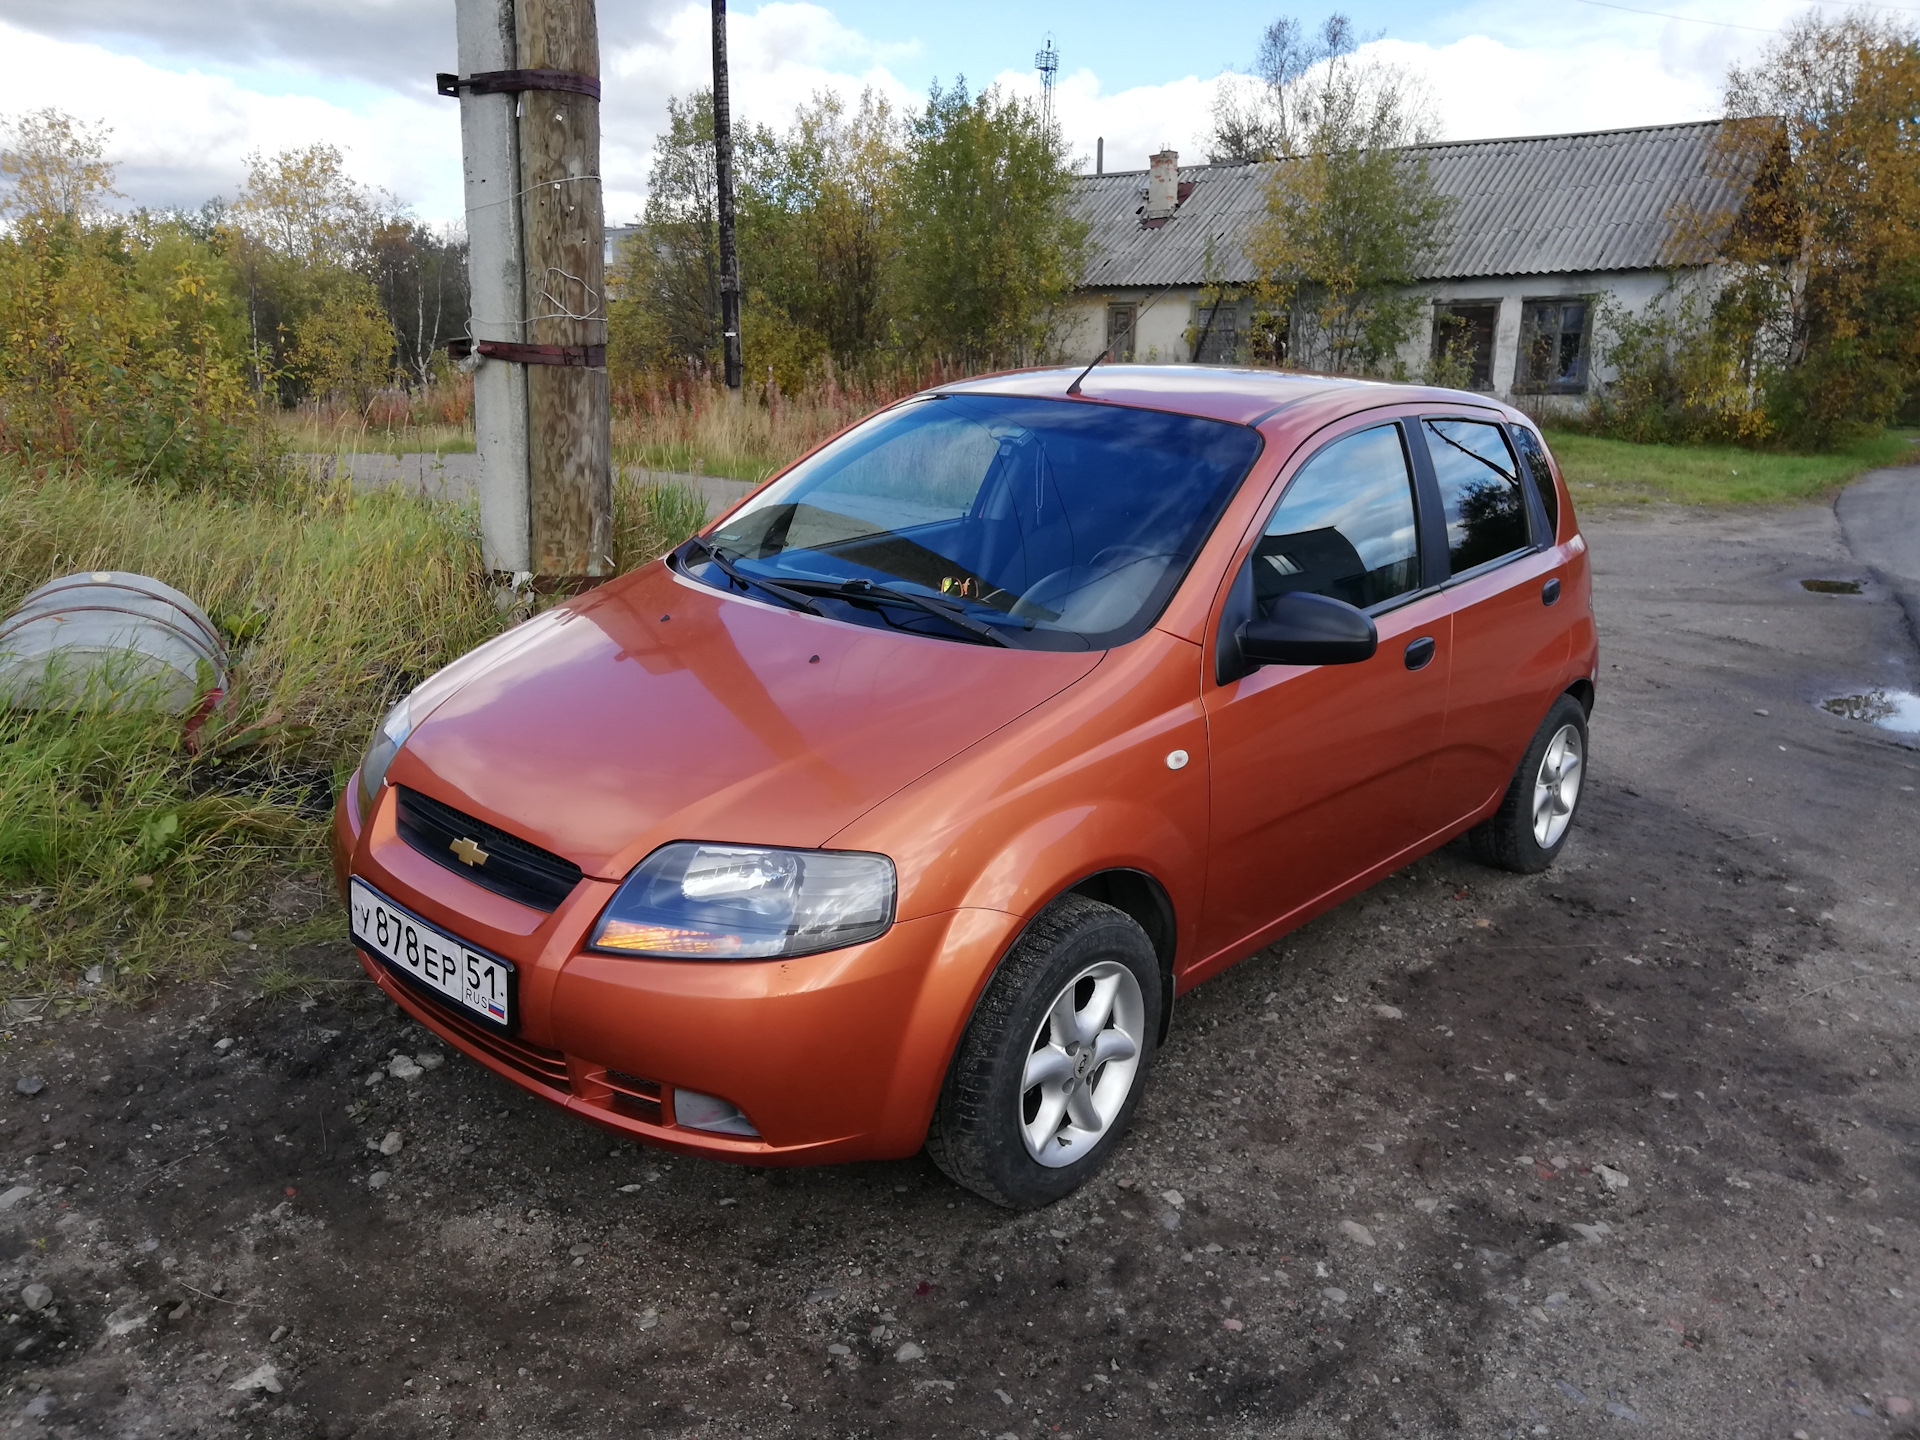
[334,779,1021,1164]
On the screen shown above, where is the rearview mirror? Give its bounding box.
[1237,592,1377,668]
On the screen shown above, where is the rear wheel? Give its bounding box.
[927,895,1160,1209]
[1469,693,1589,874]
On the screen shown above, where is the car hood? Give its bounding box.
[390,562,1103,879]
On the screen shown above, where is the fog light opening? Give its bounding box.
[674,1088,760,1137]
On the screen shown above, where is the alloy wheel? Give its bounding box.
[1017,959,1146,1167]
[1531,722,1585,849]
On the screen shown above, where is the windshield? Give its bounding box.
[680,393,1263,649]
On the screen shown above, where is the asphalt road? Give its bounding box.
[1,480,1917,1439]
[1838,464,1920,645]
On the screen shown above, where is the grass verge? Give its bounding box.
[0,462,702,1002]
[1543,428,1919,506]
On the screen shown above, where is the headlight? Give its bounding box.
[588,842,895,959]
[357,696,413,813]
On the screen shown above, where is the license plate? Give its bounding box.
[349,879,513,1029]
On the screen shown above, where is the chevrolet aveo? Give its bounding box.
[333,365,1597,1209]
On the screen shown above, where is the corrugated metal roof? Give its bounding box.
[1076,163,1273,289]
[1073,119,1757,289]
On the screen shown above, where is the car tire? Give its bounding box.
[926,895,1161,1210]
[1469,693,1589,875]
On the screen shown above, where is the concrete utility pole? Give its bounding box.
[711,0,743,395]
[447,0,611,581]
[451,0,528,574]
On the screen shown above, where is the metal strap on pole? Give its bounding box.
[436,69,602,100]
[446,338,606,368]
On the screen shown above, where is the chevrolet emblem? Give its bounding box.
[450,836,489,867]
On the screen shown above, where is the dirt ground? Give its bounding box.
[2,488,1917,1440]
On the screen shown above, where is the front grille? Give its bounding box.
[395,786,582,912]
[603,1069,664,1125]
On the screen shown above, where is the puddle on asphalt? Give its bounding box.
[1801,578,1863,594]
[1820,688,1920,734]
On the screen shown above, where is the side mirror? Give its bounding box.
[1237,592,1377,668]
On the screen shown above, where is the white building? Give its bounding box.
[1062,121,1757,408]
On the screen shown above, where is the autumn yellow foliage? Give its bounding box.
[1595,13,1920,449]
[0,110,261,483]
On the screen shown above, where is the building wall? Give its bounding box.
[1062,268,1712,409]
[1396,268,1707,406]
[1060,289,1206,366]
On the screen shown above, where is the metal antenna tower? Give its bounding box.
[1035,34,1059,139]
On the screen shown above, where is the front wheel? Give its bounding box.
[927,895,1161,1209]
[1469,693,1589,874]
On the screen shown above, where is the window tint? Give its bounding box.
[1254,425,1420,611]
[1509,424,1560,539]
[1423,418,1530,573]
[705,394,1262,649]
[778,410,1000,552]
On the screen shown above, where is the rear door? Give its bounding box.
[1196,419,1453,968]
[1413,413,1573,831]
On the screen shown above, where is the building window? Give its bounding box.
[1516,299,1592,393]
[1432,302,1497,390]
[1106,303,1137,362]
[1189,297,1244,363]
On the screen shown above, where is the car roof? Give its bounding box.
[934,363,1513,430]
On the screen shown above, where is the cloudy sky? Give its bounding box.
[0,0,1831,227]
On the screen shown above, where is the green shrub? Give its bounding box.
[0,218,263,486]
[1585,289,1773,447]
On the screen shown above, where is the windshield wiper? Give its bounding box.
[777,577,1014,647]
[679,536,824,616]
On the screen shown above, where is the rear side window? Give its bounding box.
[1422,418,1529,574]
[1255,424,1420,611]
[1509,424,1560,539]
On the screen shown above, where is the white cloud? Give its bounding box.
[2,0,1794,228]
[1366,32,1724,142]
[999,15,1776,172]
[0,0,677,100]
[601,2,920,224]
[0,3,924,227]
[0,20,461,217]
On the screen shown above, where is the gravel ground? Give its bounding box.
[1,491,1917,1440]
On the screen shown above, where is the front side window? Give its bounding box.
[1423,418,1530,573]
[1254,424,1420,612]
[1516,299,1591,392]
[690,393,1263,650]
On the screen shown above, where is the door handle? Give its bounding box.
[1404,635,1436,671]
[1542,577,1562,606]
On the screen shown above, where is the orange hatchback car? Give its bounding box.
[333,365,1597,1208]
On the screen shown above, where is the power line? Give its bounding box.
[1565,0,1779,34]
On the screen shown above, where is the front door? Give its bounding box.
[1197,420,1453,967]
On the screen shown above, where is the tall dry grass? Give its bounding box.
[610,363,964,480]
[273,372,477,457]
[272,365,969,480]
